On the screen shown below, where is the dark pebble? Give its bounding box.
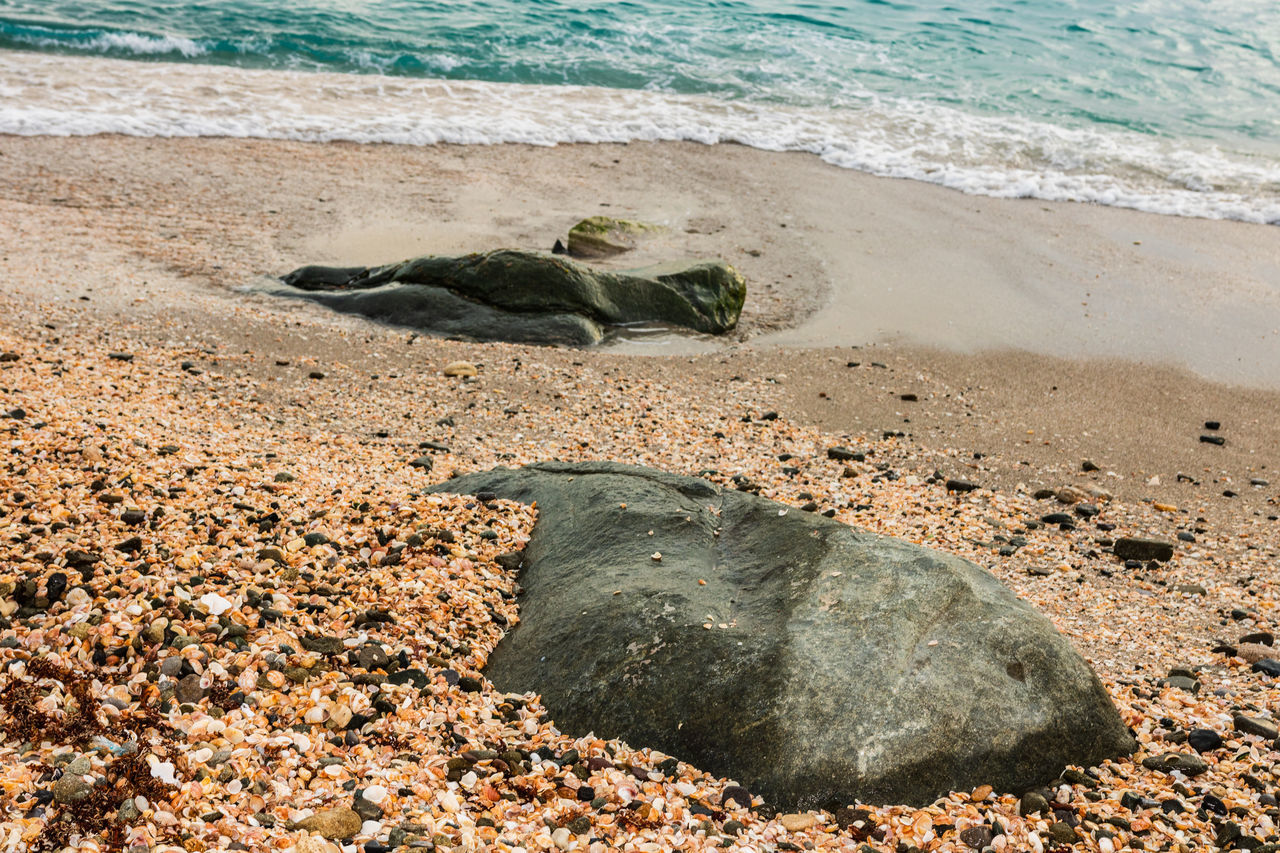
[1113,537,1174,562]
[1252,659,1280,676]
[1176,531,1196,542]
[176,673,205,705]
[408,455,434,470]
[1204,420,1221,430]
[1200,435,1226,445]
[458,676,483,693]
[1081,460,1100,472]
[1041,513,1073,525]
[1240,631,1275,646]
[826,446,858,461]
[945,479,978,493]
[308,371,325,379]
[721,785,752,808]
[959,826,993,850]
[1187,729,1223,752]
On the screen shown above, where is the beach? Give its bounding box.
[3,133,1280,852]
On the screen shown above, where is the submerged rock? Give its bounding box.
[278,249,745,346]
[434,462,1135,809]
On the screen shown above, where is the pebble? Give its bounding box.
[295,807,363,839]
[52,772,92,805]
[1233,713,1279,740]
[1187,728,1223,752]
[1141,752,1209,776]
[175,673,205,704]
[1112,536,1174,562]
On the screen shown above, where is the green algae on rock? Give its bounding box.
[566,215,666,258]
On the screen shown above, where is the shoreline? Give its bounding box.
[2,134,1277,385]
[3,133,1280,851]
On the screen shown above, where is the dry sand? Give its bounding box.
[2,134,1280,852]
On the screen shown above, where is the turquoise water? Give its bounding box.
[2,0,1278,222]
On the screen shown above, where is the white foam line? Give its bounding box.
[1,51,1277,224]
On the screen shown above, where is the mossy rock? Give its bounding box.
[278,249,745,347]
[567,216,665,258]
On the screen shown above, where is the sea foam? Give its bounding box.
[2,51,1277,225]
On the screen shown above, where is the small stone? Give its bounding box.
[53,772,92,804]
[1113,537,1174,562]
[0,351,19,362]
[1141,752,1208,776]
[1253,659,1280,676]
[308,371,325,380]
[160,656,183,677]
[357,645,390,671]
[1046,822,1079,844]
[723,820,746,836]
[826,446,858,461]
[408,455,434,471]
[567,815,591,835]
[1158,675,1199,693]
[946,479,978,493]
[300,634,344,655]
[1239,631,1274,646]
[304,532,330,546]
[721,785,752,808]
[1200,434,1226,445]
[1187,729,1223,752]
[780,813,816,832]
[108,352,134,362]
[1081,460,1100,472]
[959,826,994,850]
[1056,486,1088,504]
[1204,420,1221,430]
[295,807,363,840]
[442,361,478,377]
[1019,791,1049,816]
[1233,714,1279,740]
[353,796,383,822]
[117,797,141,823]
[120,508,147,526]
[176,673,205,704]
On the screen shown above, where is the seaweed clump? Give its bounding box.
[0,657,180,851]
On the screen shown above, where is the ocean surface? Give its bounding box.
[2,0,1278,224]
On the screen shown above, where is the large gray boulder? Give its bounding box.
[434,462,1134,810]
[277,250,745,346]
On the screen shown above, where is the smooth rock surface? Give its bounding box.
[434,462,1135,809]
[278,250,745,346]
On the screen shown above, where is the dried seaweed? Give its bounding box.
[0,657,180,851]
